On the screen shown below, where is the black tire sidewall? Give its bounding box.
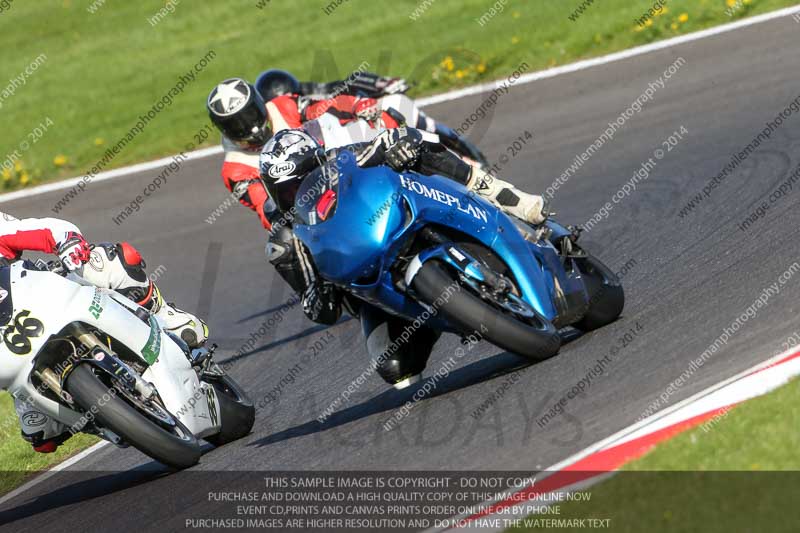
[576,254,625,331]
[204,375,255,446]
[66,364,201,469]
[412,261,561,361]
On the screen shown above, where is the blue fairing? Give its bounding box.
[293,150,588,327]
[295,160,405,283]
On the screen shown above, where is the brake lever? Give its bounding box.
[48,260,67,276]
[32,258,64,274]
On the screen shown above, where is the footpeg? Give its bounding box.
[190,343,217,366]
[190,346,213,367]
[534,225,553,242]
[567,225,582,242]
[99,428,126,447]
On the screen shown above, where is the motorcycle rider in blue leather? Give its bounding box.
[259,127,546,388]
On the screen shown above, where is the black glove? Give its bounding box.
[302,281,342,325]
[385,128,424,171]
[348,72,409,97]
[374,76,409,95]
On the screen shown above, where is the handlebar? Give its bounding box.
[49,261,67,275]
[31,258,67,276]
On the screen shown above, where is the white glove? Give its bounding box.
[57,233,91,271]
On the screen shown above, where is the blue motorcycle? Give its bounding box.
[292,150,624,361]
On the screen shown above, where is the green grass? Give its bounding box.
[0,391,98,496]
[0,0,796,191]
[509,377,800,533]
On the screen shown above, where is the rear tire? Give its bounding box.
[576,254,625,331]
[65,365,201,469]
[412,260,561,361]
[204,375,255,446]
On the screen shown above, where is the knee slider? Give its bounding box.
[372,323,437,385]
[375,350,430,385]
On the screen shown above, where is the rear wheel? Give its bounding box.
[576,254,625,331]
[65,364,201,469]
[411,253,561,361]
[203,375,255,446]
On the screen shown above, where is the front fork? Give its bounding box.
[403,229,538,319]
[63,323,156,400]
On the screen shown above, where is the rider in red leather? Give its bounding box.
[209,77,401,230]
[0,215,89,265]
[210,69,487,231]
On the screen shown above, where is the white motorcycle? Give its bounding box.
[0,260,254,469]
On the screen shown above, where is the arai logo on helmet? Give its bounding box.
[268,161,297,179]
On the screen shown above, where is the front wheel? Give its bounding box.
[411,260,561,361]
[65,365,201,469]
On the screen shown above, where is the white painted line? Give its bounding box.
[423,345,800,532]
[546,344,800,470]
[2,5,798,206]
[416,4,800,107]
[0,441,108,508]
[0,146,223,205]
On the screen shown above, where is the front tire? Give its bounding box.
[412,260,561,361]
[65,365,201,469]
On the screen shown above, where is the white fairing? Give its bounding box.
[316,114,380,148]
[0,262,221,439]
[314,113,440,149]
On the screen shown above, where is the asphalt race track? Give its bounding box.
[3,14,800,532]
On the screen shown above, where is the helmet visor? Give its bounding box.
[218,102,268,141]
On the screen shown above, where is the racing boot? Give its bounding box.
[362,307,439,390]
[151,285,209,349]
[466,167,547,224]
